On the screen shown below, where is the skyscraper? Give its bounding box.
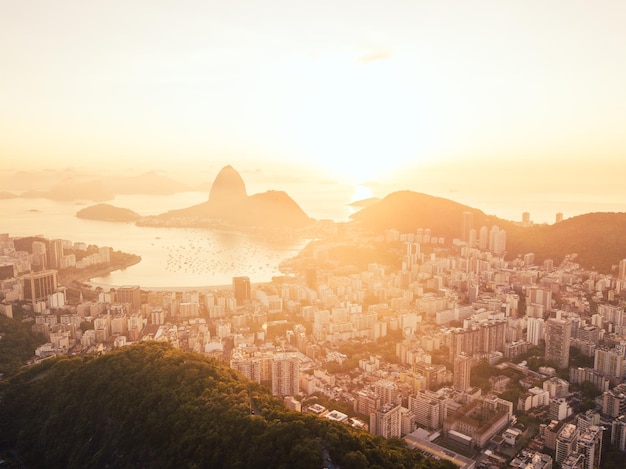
[453,353,471,391]
[48,239,64,269]
[233,276,251,306]
[461,211,473,243]
[545,318,571,369]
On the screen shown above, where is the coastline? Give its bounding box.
[58,255,142,289]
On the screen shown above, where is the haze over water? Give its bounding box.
[5,164,626,291]
[0,193,308,290]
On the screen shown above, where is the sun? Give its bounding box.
[248,50,434,184]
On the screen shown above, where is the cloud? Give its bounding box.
[357,48,394,64]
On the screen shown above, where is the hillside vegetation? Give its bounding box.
[0,342,455,469]
[351,191,626,272]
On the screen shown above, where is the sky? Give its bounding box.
[2,1,626,220]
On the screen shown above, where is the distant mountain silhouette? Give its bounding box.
[350,190,626,272]
[21,178,115,202]
[350,190,510,234]
[207,165,248,214]
[108,171,190,195]
[505,212,626,272]
[76,203,141,222]
[1,169,195,200]
[349,197,382,209]
[152,166,311,229]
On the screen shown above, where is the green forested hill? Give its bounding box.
[0,314,45,378]
[504,212,626,272]
[0,342,455,469]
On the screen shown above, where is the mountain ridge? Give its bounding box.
[149,166,312,229]
[350,190,626,272]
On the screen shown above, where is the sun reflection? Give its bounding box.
[351,184,373,203]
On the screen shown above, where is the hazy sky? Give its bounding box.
[2,1,626,189]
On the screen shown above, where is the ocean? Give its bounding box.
[0,194,308,290]
[3,178,626,290]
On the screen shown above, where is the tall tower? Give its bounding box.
[48,239,64,269]
[271,357,299,397]
[453,353,471,391]
[479,226,488,250]
[545,318,571,369]
[461,211,474,243]
[233,276,251,306]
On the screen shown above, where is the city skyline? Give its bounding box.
[2,1,626,203]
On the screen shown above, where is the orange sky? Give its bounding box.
[2,1,626,188]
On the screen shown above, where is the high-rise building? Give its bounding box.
[461,211,473,243]
[31,241,48,269]
[576,410,600,434]
[527,318,545,346]
[555,423,578,464]
[370,403,402,438]
[408,390,445,431]
[22,269,58,304]
[619,259,626,281]
[233,276,251,306]
[231,356,263,383]
[488,226,507,254]
[577,425,602,469]
[528,287,552,312]
[375,380,399,407]
[602,384,626,418]
[271,357,299,397]
[556,213,563,223]
[479,226,488,250]
[611,415,626,451]
[594,347,624,379]
[115,285,141,311]
[453,353,471,391]
[48,239,64,269]
[412,362,447,391]
[545,318,571,369]
[549,397,570,421]
[522,212,531,226]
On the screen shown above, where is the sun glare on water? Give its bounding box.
[351,185,373,204]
